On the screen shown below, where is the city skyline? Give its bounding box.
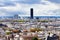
[0,0,60,17]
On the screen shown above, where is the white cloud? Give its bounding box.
[10,0,27,1]
[0,0,60,16]
[0,12,7,16]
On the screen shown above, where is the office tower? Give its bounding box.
[30,8,33,19]
[14,14,19,19]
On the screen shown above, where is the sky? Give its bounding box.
[0,0,60,17]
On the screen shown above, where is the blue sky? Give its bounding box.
[0,0,60,16]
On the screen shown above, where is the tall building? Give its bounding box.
[13,14,19,19]
[30,8,34,19]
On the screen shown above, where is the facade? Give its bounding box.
[30,8,34,19]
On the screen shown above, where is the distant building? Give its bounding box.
[0,24,8,27]
[13,14,20,19]
[36,17,39,19]
[30,8,34,19]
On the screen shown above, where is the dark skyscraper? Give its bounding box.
[30,8,33,19]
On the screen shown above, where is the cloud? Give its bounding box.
[0,0,60,6]
[0,0,15,7]
[48,0,60,4]
[0,0,60,16]
[13,0,40,4]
